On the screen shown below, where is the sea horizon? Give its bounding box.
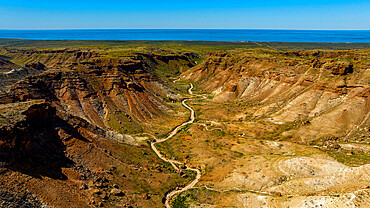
[0,29,369,43]
[2,28,370,30]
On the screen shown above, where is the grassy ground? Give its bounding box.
[2,39,370,51]
[0,39,261,52]
[260,42,370,51]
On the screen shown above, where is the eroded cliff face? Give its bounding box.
[164,50,370,208]
[1,46,369,208]
[4,49,99,68]
[182,51,370,142]
[0,49,197,208]
[0,101,191,208]
[0,50,197,134]
[0,57,47,93]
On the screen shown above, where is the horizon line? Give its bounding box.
[0,28,370,31]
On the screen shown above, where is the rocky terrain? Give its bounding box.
[0,49,198,133]
[181,50,369,143]
[166,49,369,207]
[0,47,198,207]
[0,41,369,208]
[0,57,47,93]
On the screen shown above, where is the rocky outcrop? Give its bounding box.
[322,61,353,75]
[0,103,73,178]
[182,51,369,141]
[0,102,134,169]
[0,100,186,208]
[4,49,99,68]
[0,56,19,71]
[0,190,48,208]
[0,51,196,133]
[0,60,47,92]
[25,62,47,71]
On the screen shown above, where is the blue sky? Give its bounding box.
[0,0,369,29]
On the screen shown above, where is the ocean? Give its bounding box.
[0,29,369,43]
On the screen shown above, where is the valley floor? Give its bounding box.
[0,40,369,208]
[160,83,370,208]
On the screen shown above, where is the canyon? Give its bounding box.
[0,40,369,208]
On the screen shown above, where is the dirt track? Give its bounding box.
[150,84,202,208]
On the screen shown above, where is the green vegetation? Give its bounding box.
[0,39,262,52]
[106,110,142,134]
[259,42,370,51]
[326,149,370,167]
[171,193,195,208]
[2,39,369,52]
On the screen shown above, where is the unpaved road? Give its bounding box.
[150,83,202,208]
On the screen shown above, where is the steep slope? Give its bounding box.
[0,101,192,208]
[155,49,370,208]
[182,50,370,142]
[1,45,369,208]
[0,57,47,93]
[0,48,198,208]
[0,49,197,134]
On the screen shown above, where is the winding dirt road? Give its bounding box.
[149,83,202,208]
